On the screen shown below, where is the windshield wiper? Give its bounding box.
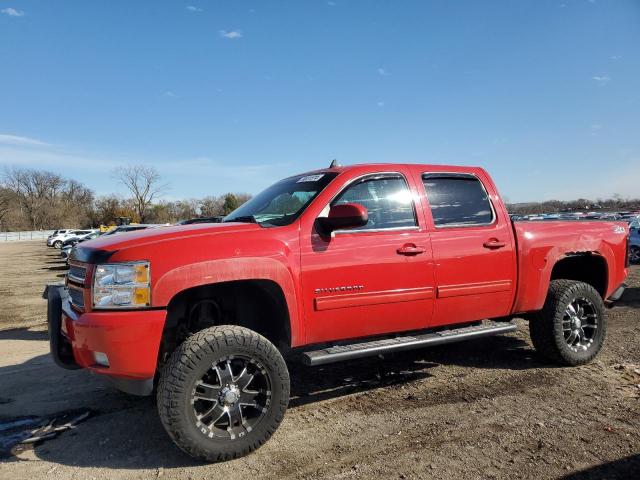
[224,215,257,224]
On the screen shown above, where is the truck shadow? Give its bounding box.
[0,332,542,470]
[288,333,537,408]
[560,454,640,479]
[0,328,49,342]
[615,286,640,308]
[41,265,68,272]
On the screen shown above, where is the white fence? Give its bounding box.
[0,230,56,242]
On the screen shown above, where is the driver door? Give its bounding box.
[299,171,435,345]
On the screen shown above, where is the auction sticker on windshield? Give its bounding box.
[297,174,325,183]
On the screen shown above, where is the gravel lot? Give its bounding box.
[0,241,638,479]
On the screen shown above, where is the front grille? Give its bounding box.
[68,265,87,284]
[68,287,85,308]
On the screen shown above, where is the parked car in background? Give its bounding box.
[623,214,640,226]
[46,229,75,247]
[630,225,640,264]
[48,229,97,249]
[620,212,640,222]
[60,245,73,261]
[61,231,100,248]
[61,232,101,261]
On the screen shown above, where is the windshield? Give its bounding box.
[224,172,339,226]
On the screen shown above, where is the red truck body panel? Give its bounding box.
[65,163,629,379]
[511,220,629,313]
[83,222,305,345]
[62,307,165,379]
[411,165,519,327]
[298,164,435,343]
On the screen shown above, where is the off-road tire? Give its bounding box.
[529,279,606,366]
[157,325,290,462]
[53,240,62,249]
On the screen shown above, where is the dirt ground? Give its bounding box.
[0,241,638,480]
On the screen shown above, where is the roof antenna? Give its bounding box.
[329,158,340,168]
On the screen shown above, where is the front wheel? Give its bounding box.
[630,246,640,264]
[157,326,290,462]
[53,240,63,249]
[529,280,606,366]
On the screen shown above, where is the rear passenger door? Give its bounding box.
[418,171,516,326]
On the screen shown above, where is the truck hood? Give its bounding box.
[71,222,261,263]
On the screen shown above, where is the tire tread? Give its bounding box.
[529,279,606,366]
[157,325,289,462]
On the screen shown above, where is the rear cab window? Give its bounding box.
[422,173,495,227]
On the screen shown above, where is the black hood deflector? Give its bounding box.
[70,247,117,264]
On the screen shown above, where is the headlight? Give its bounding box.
[93,262,151,309]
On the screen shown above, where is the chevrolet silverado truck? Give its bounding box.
[45,163,630,461]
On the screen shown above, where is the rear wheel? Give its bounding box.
[529,280,606,366]
[157,325,290,462]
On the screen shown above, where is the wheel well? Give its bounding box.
[550,253,607,297]
[159,280,291,366]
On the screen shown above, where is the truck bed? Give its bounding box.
[510,220,629,313]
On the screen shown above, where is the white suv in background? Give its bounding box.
[47,229,96,248]
[46,230,75,247]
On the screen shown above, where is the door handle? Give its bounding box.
[483,239,506,249]
[397,244,426,255]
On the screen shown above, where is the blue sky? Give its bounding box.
[1,0,639,202]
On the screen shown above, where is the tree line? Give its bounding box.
[0,165,251,231]
[2,164,637,231]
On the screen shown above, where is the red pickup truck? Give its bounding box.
[46,163,629,461]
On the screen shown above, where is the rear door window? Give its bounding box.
[422,174,494,227]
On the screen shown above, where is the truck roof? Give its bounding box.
[295,163,485,177]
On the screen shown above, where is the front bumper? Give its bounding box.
[45,284,165,396]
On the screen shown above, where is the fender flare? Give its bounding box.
[527,249,610,312]
[153,257,302,346]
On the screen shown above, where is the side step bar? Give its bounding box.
[302,321,517,366]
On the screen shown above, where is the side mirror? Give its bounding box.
[317,203,368,234]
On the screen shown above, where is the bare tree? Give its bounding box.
[172,199,200,220]
[0,186,14,230]
[56,179,95,226]
[112,165,167,223]
[3,167,66,229]
[198,193,252,217]
[199,195,224,217]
